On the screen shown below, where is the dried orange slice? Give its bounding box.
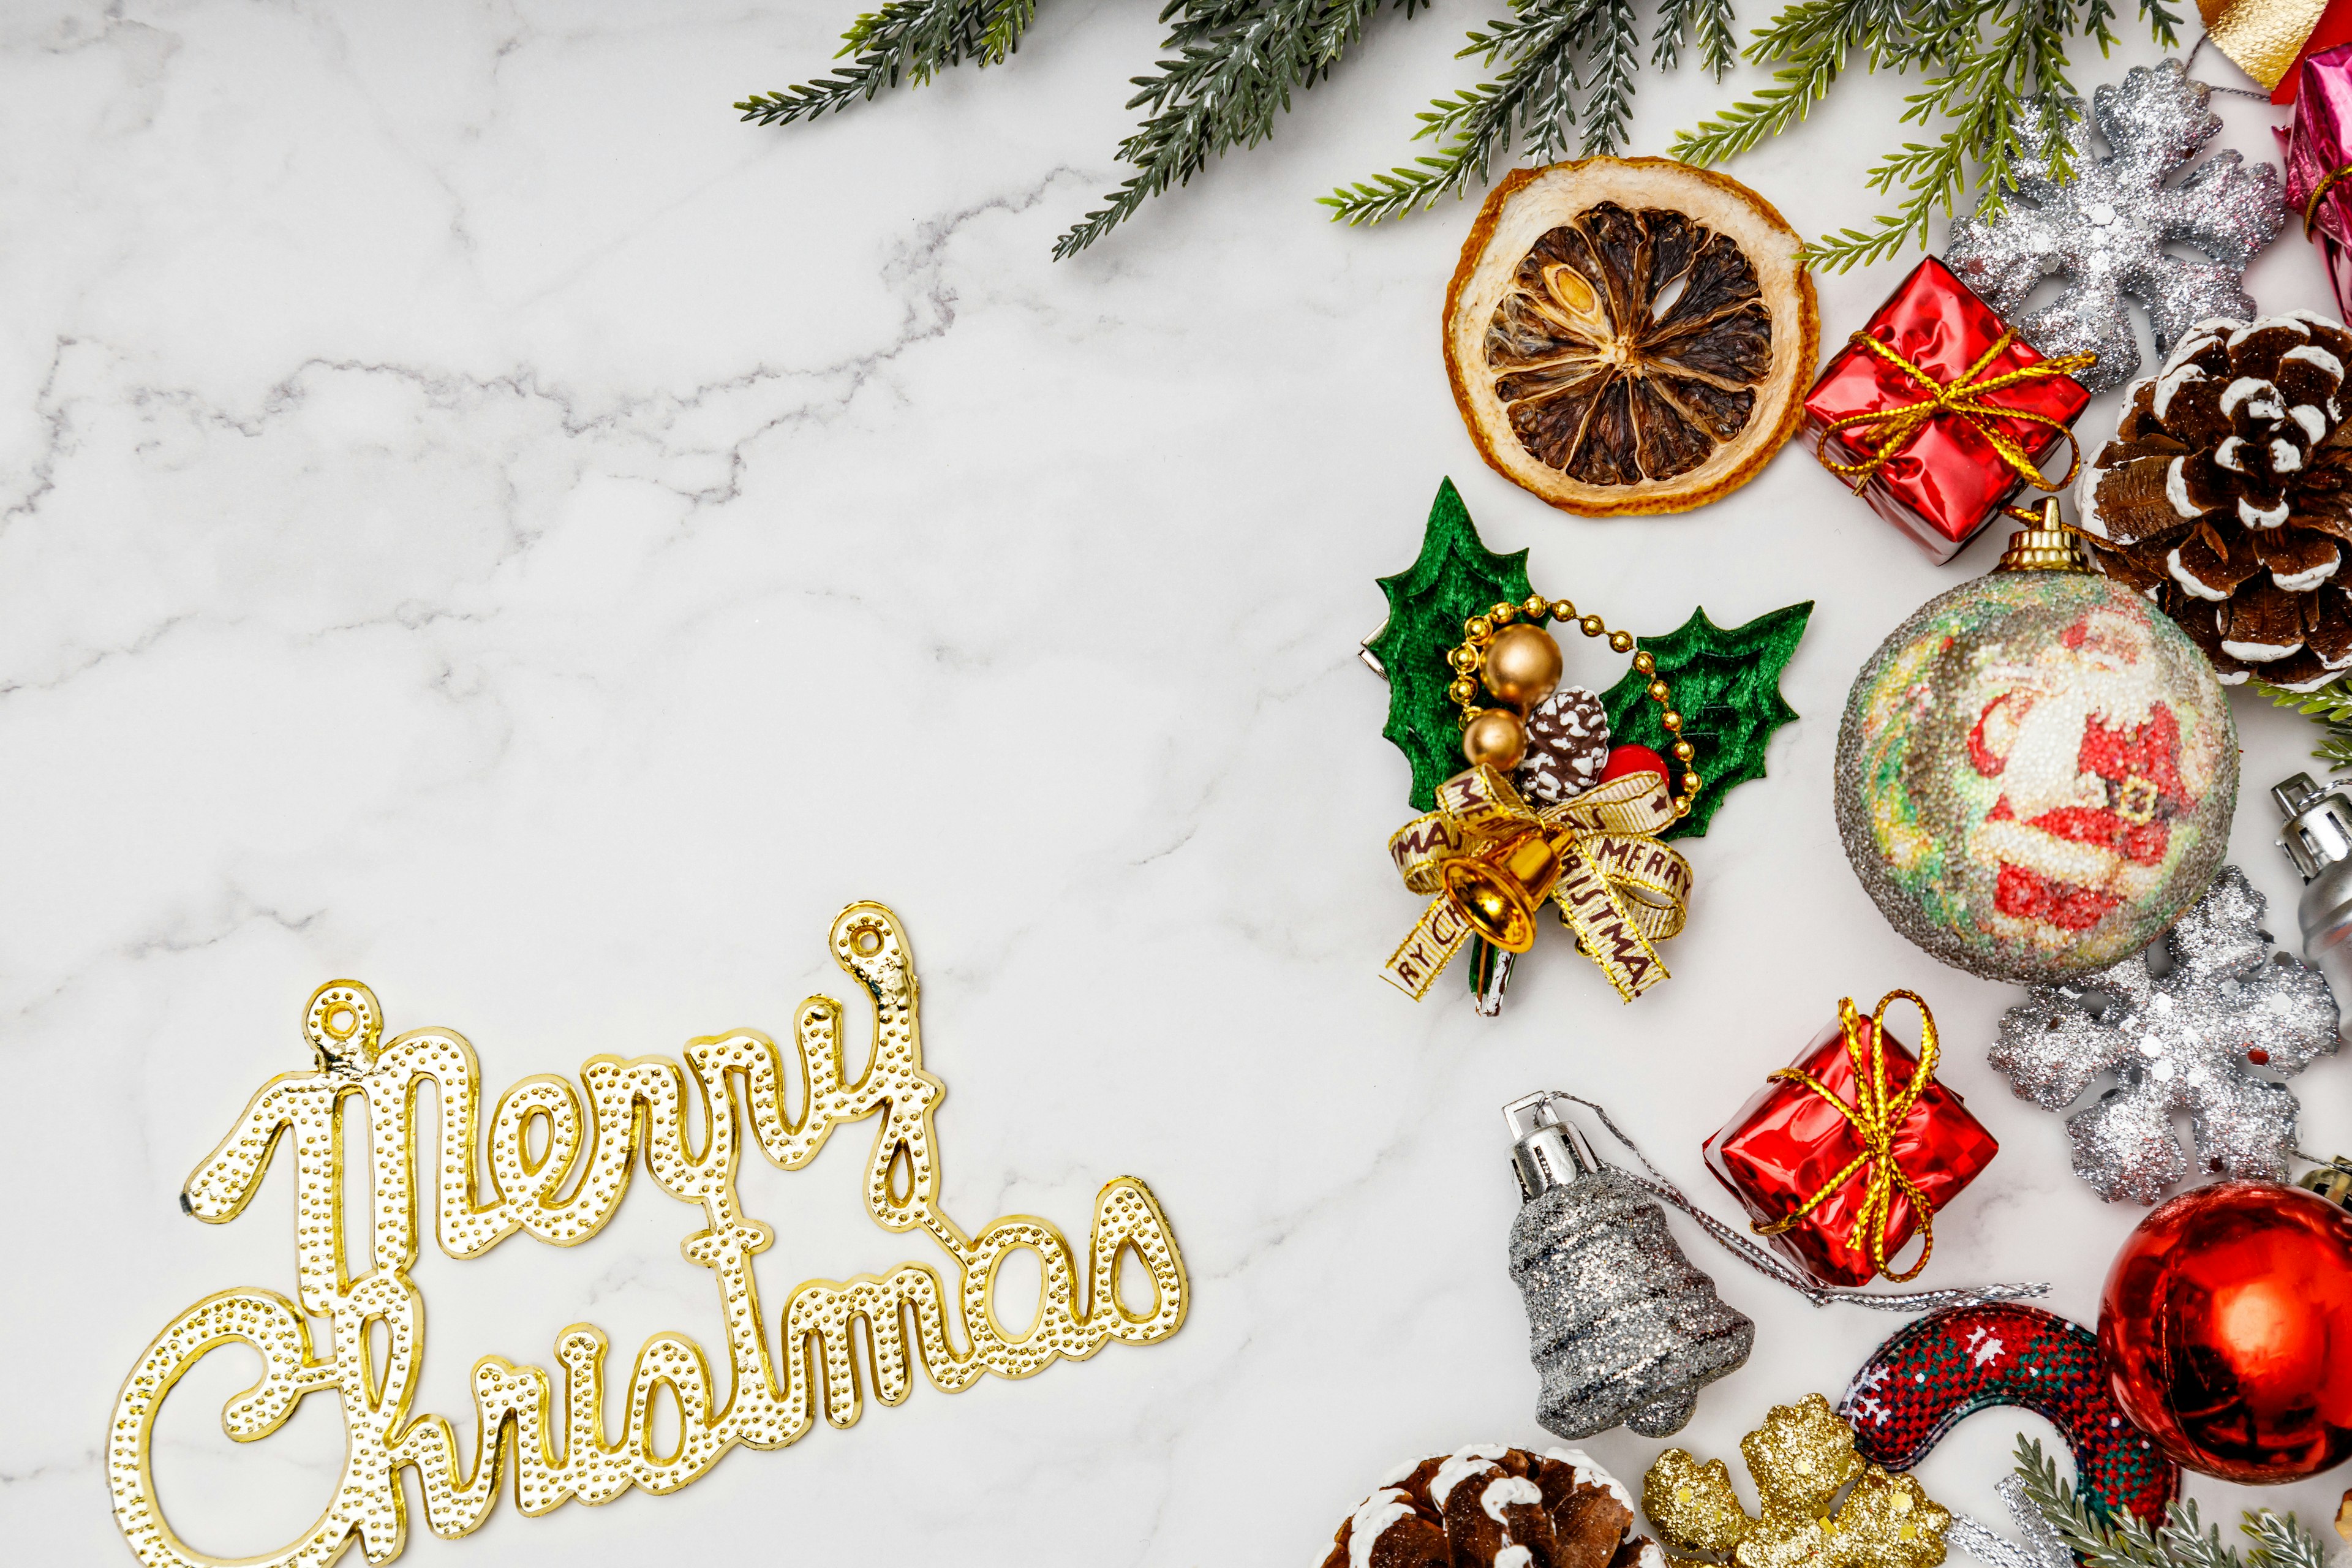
[1444,158,1818,516]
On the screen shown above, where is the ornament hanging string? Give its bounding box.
[1753,991,1942,1284]
[1816,330,2098,494]
[1544,1093,2049,1311]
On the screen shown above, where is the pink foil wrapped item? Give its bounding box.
[2283,41,2352,319]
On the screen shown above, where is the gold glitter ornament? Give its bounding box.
[1643,1394,1951,1568]
[108,902,1187,1568]
[1833,503,2237,984]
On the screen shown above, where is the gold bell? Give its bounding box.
[1442,827,1572,952]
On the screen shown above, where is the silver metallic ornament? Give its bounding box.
[1943,59,2283,394]
[1989,866,2340,1204]
[1506,1094,1753,1439]
[2272,772,2352,1016]
[1501,1096,2049,1442]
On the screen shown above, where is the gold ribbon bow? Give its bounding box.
[1817,328,2098,496]
[1753,990,1942,1284]
[1381,765,1691,1004]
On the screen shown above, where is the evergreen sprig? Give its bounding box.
[2256,677,2352,772]
[2009,1435,2330,1568]
[1055,0,1423,260]
[1677,0,2180,273]
[742,0,2192,262]
[1321,0,1592,227]
[735,0,1039,126]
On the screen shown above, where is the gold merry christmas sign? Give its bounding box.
[108,902,1188,1567]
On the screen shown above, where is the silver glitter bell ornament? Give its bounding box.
[2273,772,2352,1016]
[1503,1093,2053,1442]
[1504,1093,1753,1439]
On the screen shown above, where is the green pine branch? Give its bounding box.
[1580,0,1643,156]
[735,0,1039,126]
[2257,677,2352,771]
[1055,0,1425,258]
[2239,1510,2328,1568]
[1683,0,2182,274]
[1321,0,1590,227]
[2009,1434,2330,1568]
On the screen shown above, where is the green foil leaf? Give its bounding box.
[1602,601,1812,840]
[1367,478,1533,812]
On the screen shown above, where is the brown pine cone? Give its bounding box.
[2076,311,2352,690]
[1518,685,1613,805]
[1319,1444,1663,1568]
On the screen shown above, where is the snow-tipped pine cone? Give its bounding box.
[1320,1445,1664,1568]
[2077,311,2352,689]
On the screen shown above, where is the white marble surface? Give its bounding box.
[4,4,2351,1564]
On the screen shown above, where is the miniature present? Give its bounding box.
[1703,992,1999,1288]
[1803,257,2093,564]
[2285,41,2352,322]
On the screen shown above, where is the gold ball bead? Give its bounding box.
[1673,739,1695,761]
[1466,616,1493,642]
[1521,594,1550,619]
[1608,630,1634,654]
[1551,600,1576,620]
[1482,623,1564,710]
[1493,603,1518,624]
[1648,680,1671,701]
[1632,652,1656,674]
[1662,711,1683,732]
[1683,771,1702,793]
[1580,616,1605,637]
[1449,677,1479,704]
[1461,707,1529,771]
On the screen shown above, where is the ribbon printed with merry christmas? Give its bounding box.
[1382,765,1691,1003]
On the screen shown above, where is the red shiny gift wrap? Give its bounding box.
[1803,257,2092,564]
[2283,42,2352,323]
[1703,995,2000,1288]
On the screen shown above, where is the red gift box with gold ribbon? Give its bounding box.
[1803,258,2093,564]
[1703,992,2000,1288]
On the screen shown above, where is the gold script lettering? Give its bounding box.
[108,902,1188,1566]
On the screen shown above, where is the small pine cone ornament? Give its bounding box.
[2077,312,2352,690]
[1320,1444,1664,1568]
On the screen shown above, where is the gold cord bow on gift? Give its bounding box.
[1754,990,1942,1284]
[1382,764,1691,1004]
[1817,329,2098,496]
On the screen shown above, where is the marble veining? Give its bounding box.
[3,5,2349,1565]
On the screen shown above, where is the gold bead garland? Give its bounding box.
[1447,597,1703,819]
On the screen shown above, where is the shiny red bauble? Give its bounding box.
[2098,1180,2352,1482]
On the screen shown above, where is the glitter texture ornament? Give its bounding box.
[1836,509,2237,984]
[1990,866,2340,1202]
[1521,685,1613,805]
[1945,60,2285,395]
[1643,1395,1952,1568]
[1506,1095,1755,1439]
[1317,1444,1666,1568]
[1838,1303,2180,1526]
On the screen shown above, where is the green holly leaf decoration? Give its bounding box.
[1602,602,1812,840]
[1367,478,1534,812]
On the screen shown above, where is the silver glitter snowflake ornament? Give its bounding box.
[1990,867,2339,1203]
[1945,60,2283,394]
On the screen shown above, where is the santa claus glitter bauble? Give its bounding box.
[2099,1180,2352,1483]
[1834,508,2236,983]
